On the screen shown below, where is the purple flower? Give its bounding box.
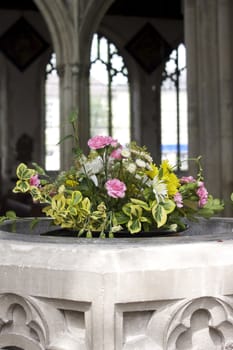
[30,174,40,187]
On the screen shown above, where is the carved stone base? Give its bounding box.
[0,217,232,349]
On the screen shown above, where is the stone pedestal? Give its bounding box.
[0,217,233,349]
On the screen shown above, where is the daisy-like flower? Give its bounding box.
[152,175,168,203]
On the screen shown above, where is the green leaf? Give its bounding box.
[204,196,224,212]
[158,167,163,179]
[13,180,30,193]
[69,207,78,216]
[152,203,167,228]
[130,198,150,211]
[57,134,73,145]
[231,193,233,202]
[81,197,91,212]
[71,191,82,206]
[86,230,93,238]
[69,110,78,123]
[127,219,141,233]
[122,204,132,217]
[31,162,47,176]
[198,208,215,218]
[30,217,40,230]
[16,163,34,180]
[113,211,128,225]
[5,210,17,219]
[183,199,198,210]
[130,205,142,218]
[0,211,17,224]
[162,199,176,214]
[0,216,7,224]
[30,186,42,201]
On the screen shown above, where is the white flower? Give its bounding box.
[127,163,137,173]
[90,175,98,186]
[143,153,153,163]
[83,157,103,175]
[152,176,168,202]
[136,159,146,168]
[121,148,131,158]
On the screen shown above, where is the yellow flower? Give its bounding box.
[66,179,78,187]
[165,172,180,196]
[146,163,159,179]
[161,160,173,175]
[160,160,180,196]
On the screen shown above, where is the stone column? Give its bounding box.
[218,0,233,214]
[57,63,77,170]
[184,0,199,159]
[185,0,233,212]
[0,57,9,194]
[77,63,90,154]
[140,71,162,165]
[185,0,223,199]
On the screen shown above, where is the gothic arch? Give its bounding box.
[79,0,115,64]
[33,0,74,66]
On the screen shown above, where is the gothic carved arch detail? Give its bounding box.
[119,296,233,349]
[0,293,89,350]
[0,293,46,349]
[165,296,233,350]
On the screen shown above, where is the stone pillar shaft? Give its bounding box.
[218,0,233,213]
[185,0,233,211]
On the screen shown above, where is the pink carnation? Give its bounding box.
[110,147,122,160]
[30,174,40,187]
[174,192,183,208]
[105,178,126,198]
[180,176,195,184]
[87,136,117,150]
[196,182,208,207]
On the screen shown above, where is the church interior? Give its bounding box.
[0,0,232,217]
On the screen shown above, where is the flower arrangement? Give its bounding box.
[8,121,224,238]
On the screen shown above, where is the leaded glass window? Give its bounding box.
[90,33,130,144]
[45,53,60,171]
[161,43,188,171]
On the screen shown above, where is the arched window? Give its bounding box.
[45,53,60,171]
[90,33,130,144]
[160,44,187,171]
